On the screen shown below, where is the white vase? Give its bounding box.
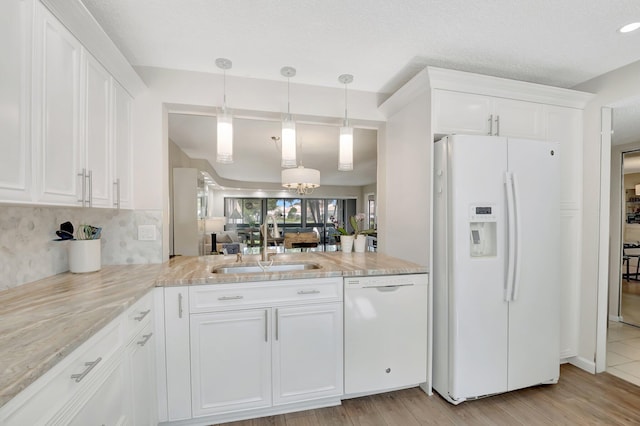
[341,235,354,252]
[354,234,367,253]
[68,239,101,273]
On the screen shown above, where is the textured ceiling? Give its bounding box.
[81,0,640,93]
[81,0,640,182]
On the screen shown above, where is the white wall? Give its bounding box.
[573,59,640,372]
[377,91,431,266]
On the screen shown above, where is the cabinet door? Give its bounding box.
[164,287,192,421]
[67,356,128,426]
[84,52,112,208]
[272,302,343,405]
[190,309,271,417]
[33,2,83,205]
[127,322,157,426]
[0,0,32,202]
[493,98,545,139]
[112,81,133,209]
[433,90,493,136]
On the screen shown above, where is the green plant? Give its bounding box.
[350,213,375,237]
[330,215,349,235]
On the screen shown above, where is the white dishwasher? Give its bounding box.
[344,274,428,395]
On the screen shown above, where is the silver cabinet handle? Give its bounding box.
[218,295,244,301]
[495,115,500,136]
[488,114,493,135]
[264,309,268,342]
[297,289,320,295]
[178,293,183,319]
[113,178,121,208]
[70,357,102,383]
[134,309,151,322]
[275,308,279,341]
[77,169,86,206]
[87,169,93,207]
[137,333,153,346]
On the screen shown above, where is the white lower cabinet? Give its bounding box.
[67,358,128,426]
[190,309,272,417]
[127,320,157,425]
[273,303,343,405]
[0,289,156,426]
[161,278,344,424]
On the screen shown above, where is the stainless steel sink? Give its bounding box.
[212,262,321,274]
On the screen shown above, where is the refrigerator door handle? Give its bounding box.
[511,173,522,301]
[505,172,517,302]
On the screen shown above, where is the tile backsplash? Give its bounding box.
[0,206,163,290]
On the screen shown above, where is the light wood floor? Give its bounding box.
[219,365,640,426]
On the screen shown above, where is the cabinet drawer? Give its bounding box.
[189,278,343,313]
[125,290,154,343]
[0,317,122,425]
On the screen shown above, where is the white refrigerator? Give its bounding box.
[432,134,560,404]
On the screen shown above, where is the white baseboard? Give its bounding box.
[567,356,596,374]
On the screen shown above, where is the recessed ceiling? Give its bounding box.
[168,114,377,186]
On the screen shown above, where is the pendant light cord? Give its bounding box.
[344,81,348,126]
[223,69,227,109]
[287,76,291,115]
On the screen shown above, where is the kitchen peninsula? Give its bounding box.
[0,252,428,425]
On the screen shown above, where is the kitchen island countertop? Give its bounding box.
[0,252,426,409]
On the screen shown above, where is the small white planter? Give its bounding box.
[68,239,101,273]
[354,235,367,253]
[341,235,354,253]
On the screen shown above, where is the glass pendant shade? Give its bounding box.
[216,109,233,164]
[338,126,354,171]
[282,166,320,195]
[281,116,297,168]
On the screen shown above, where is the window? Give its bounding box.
[224,197,356,250]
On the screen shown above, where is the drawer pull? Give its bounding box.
[297,289,320,295]
[137,333,153,346]
[70,357,102,383]
[134,309,151,322]
[178,293,183,319]
[218,295,244,301]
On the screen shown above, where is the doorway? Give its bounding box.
[619,151,640,327]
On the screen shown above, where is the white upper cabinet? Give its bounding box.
[32,1,83,206]
[433,90,545,140]
[83,52,112,208]
[492,97,545,140]
[433,90,493,136]
[112,81,133,209]
[1,0,136,208]
[0,0,32,203]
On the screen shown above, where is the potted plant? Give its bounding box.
[350,213,375,252]
[330,215,352,252]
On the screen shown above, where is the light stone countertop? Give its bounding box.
[0,252,426,409]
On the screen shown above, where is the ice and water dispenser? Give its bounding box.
[469,204,497,257]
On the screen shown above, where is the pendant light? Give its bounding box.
[338,74,354,171]
[216,58,233,164]
[281,66,297,168]
[282,165,320,195]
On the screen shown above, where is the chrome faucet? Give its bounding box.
[261,223,269,261]
[236,252,243,263]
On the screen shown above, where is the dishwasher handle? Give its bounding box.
[363,283,415,291]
